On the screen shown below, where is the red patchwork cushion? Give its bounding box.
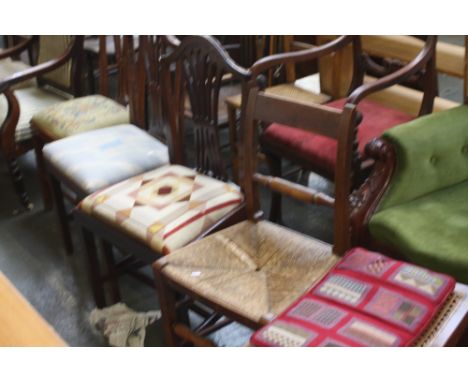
[251,247,455,347]
[260,99,413,177]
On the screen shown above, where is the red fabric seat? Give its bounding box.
[260,98,414,179]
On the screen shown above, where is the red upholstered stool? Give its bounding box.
[261,98,413,180]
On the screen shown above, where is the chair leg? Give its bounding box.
[266,152,283,223]
[100,240,121,304]
[227,104,239,183]
[154,265,184,346]
[33,137,53,211]
[49,175,74,255]
[81,227,106,308]
[6,157,33,211]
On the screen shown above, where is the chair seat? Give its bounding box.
[158,220,339,323]
[0,56,36,90]
[261,98,414,178]
[79,165,244,254]
[0,87,68,142]
[43,124,169,195]
[369,180,468,284]
[31,94,130,140]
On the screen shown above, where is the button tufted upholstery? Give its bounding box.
[369,105,468,283]
[43,124,169,194]
[31,94,130,140]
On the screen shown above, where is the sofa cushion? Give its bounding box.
[31,94,129,140]
[260,98,413,177]
[43,124,169,194]
[369,180,468,283]
[79,165,244,255]
[378,105,468,211]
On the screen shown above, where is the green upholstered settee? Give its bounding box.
[352,105,468,283]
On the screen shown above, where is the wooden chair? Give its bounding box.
[0,36,84,211]
[152,44,360,344]
[350,38,468,285]
[42,36,171,254]
[259,36,437,222]
[0,36,37,89]
[73,35,251,308]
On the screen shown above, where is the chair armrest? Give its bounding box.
[0,36,37,60]
[250,35,355,77]
[350,138,396,245]
[347,36,437,106]
[0,36,82,94]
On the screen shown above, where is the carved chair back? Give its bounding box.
[242,83,358,255]
[161,35,251,180]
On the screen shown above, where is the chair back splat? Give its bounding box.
[161,35,251,180]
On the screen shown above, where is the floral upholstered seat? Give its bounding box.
[43,124,169,194]
[31,94,129,140]
[79,165,244,254]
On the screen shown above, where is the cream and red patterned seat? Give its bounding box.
[43,124,169,194]
[79,165,244,255]
[31,94,129,140]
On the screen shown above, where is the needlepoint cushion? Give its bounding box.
[260,98,413,177]
[369,180,468,284]
[43,124,169,194]
[79,165,244,254]
[31,94,130,140]
[251,247,455,347]
[157,220,339,323]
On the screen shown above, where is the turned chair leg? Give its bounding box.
[81,227,106,308]
[6,157,33,211]
[33,137,53,211]
[266,152,283,223]
[49,175,74,255]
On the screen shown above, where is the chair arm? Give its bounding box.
[250,35,355,77]
[347,36,437,106]
[350,138,396,245]
[0,36,37,60]
[0,36,83,94]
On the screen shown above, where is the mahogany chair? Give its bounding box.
[0,36,84,211]
[42,36,170,254]
[0,36,37,88]
[259,36,437,222]
[152,53,360,345]
[73,35,251,308]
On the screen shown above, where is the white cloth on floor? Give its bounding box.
[90,303,161,347]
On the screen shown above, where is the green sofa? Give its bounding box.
[368,105,468,283]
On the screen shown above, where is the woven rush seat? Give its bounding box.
[79,164,244,255]
[261,98,413,177]
[158,220,339,323]
[31,94,129,140]
[43,124,169,194]
[0,87,68,142]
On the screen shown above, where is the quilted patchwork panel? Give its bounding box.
[79,165,244,254]
[31,94,130,140]
[43,124,169,194]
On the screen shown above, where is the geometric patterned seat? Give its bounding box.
[79,165,244,255]
[31,94,130,140]
[158,220,339,322]
[43,124,169,194]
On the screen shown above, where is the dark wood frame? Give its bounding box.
[0,36,84,211]
[259,35,437,222]
[73,35,252,308]
[153,48,362,344]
